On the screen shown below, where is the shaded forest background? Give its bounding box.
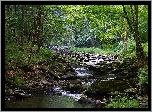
[5,5,148,68]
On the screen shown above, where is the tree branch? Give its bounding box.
[122,5,134,33]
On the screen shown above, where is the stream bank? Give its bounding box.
[5,47,148,108]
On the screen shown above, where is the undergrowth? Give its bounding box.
[105,96,147,108]
[5,43,54,70]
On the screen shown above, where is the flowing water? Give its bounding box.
[5,49,138,108]
[5,66,103,108]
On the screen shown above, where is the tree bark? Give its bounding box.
[36,5,44,52]
[134,5,147,68]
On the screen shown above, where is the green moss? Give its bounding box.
[90,78,138,93]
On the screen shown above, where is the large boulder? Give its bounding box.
[85,78,138,96]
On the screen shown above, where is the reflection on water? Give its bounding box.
[5,95,92,108]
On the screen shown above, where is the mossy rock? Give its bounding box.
[89,78,138,94]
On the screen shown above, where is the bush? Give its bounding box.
[5,43,54,69]
[5,76,25,88]
[30,47,53,64]
[121,39,136,57]
[38,47,53,58]
[142,42,148,55]
[138,68,148,87]
[5,43,25,70]
[114,41,124,53]
[105,96,140,108]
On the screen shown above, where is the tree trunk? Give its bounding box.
[27,21,30,43]
[32,16,37,47]
[122,5,147,68]
[21,5,25,45]
[89,38,95,47]
[134,5,147,68]
[5,5,8,39]
[124,18,127,51]
[37,5,44,52]
[14,5,17,43]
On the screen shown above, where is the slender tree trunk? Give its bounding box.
[27,21,31,43]
[5,5,11,41]
[31,6,37,47]
[37,5,44,52]
[32,16,37,47]
[5,5,8,39]
[124,27,127,51]
[134,5,147,68]
[21,5,25,45]
[13,5,17,43]
[124,18,127,51]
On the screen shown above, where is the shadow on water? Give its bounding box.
[5,94,92,108]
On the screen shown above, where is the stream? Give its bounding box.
[5,65,106,108]
[5,46,141,108]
